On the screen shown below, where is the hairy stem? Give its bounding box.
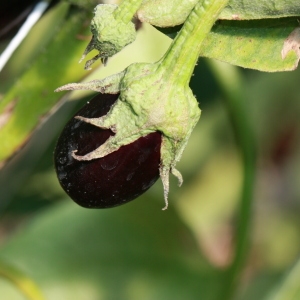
[158,0,229,86]
[113,0,143,23]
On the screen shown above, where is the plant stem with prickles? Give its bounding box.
[153,0,229,208]
[113,0,144,23]
[158,0,228,87]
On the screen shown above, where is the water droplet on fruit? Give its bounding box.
[138,154,146,164]
[59,157,67,165]
[58,171,67,180]
[126,172,134,181]
[76,169,83,177]
[142,183,149,190]
[150,178,157,185]
[85,183,95,192]
[100,158,119,170]
[73,121,81,129]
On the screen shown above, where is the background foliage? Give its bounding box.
[0,1,300,299]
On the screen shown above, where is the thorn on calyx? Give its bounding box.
[79,37,95,65]
[161,186,169,211]
[79,55,85,64]
[162,198,168,211]
[84,53,101,70]
[101,57,108,66]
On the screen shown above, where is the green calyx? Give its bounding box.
[80,4,136,69]
[56,0,229,209]
[137,0,198,27]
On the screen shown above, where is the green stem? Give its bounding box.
[113,0,143,24]
[0,262,46,300]
[158,0,229,86]
[207,59,256,300]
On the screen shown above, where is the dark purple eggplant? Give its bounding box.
[54,93,161,208]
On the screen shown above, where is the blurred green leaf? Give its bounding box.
[65,0,100,10]
[264,258,300,300]
[0,261,46,300]
[0,199,221,300]
[0,5,95,164]
[0,2,70,92]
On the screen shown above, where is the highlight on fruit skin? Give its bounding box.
[54,93,162,208]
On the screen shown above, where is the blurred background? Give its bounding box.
[0,1,299,299]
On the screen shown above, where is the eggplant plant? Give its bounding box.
[0,1,300,300]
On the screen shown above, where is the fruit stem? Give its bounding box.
[113,0,143,24]
[158,0,228,86]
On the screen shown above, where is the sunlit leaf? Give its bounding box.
[0,6,95,165]
[200,18,300,72]
[220,0,300,20]
[0,2,70,93]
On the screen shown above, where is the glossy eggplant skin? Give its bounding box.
[54,93,161,208]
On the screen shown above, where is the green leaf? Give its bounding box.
[220,0,300,20]
[0,200,220,300]
[0,6,94,164]
[155,18,300,72]
[0,2,70,93]
[200,18,300,72]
